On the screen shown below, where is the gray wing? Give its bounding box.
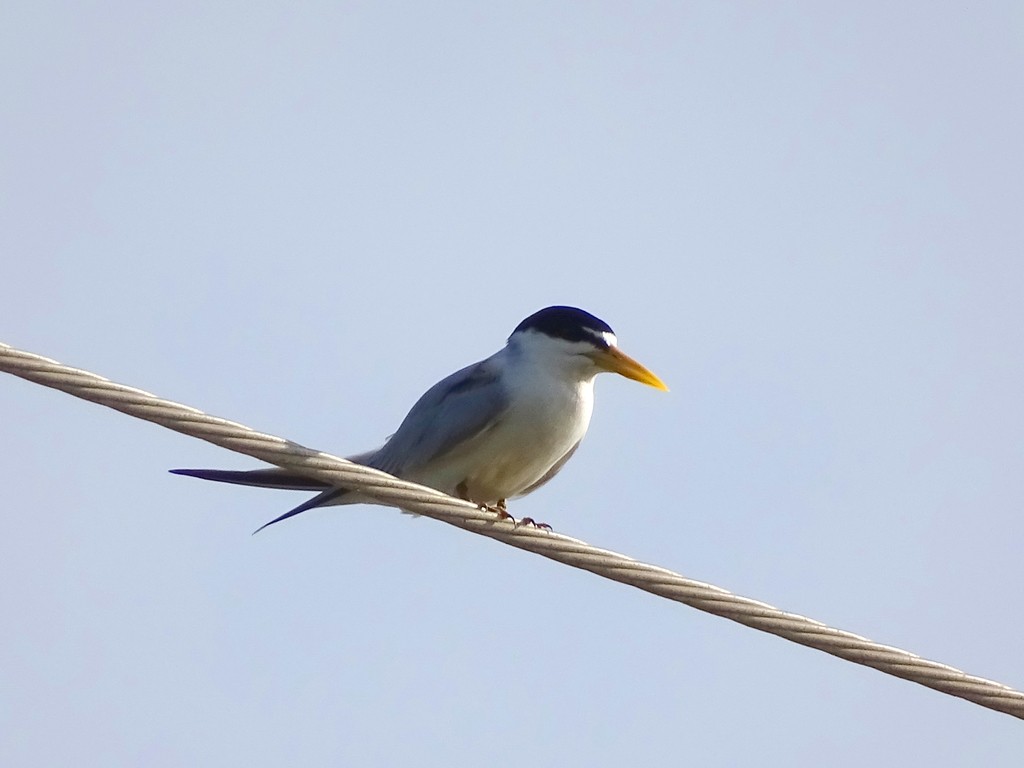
[369,358,510,476]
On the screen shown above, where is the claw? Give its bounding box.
[516,517,552,531]
[480,502,515,523]
[461,485,514,524]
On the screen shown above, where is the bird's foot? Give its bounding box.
[460,484,513,524]
[480,499,515,523]
[515,517,553,531]
[473,498,548,529]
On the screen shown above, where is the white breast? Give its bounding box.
[418,364,595,504]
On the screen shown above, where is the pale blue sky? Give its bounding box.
[2,3,1023,765]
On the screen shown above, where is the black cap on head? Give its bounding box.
[511,306,615,347]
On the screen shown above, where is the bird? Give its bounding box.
[171,306,667,532]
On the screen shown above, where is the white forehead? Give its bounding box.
[600,331,618,348]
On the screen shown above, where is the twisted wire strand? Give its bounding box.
[2,341,1022,719]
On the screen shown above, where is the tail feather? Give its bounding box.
[251,488,347,534]
[170,467,348,533]
[169,467,331,490]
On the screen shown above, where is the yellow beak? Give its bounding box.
[592,346,669,391]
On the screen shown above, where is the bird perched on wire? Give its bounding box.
[172,305,667,532]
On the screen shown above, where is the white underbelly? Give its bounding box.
[435,384,593,503]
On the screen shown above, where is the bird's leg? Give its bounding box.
[485,498,514,522]
[457,482,514,523]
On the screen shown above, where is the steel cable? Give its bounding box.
[3,341,1021,719]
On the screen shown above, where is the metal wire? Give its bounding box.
[2,340,1022,719]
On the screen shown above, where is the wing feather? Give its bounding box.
[370,359,509,476]
[170,357,509,530]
